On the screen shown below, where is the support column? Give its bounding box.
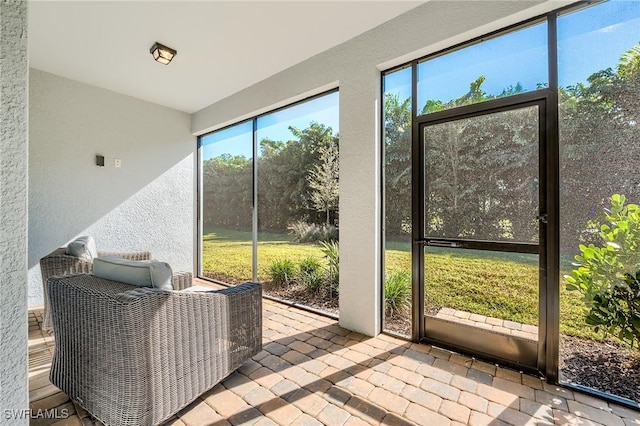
[0,0,29,423]
[338,68,382,337]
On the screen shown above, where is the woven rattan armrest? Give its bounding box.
[172,271,193,290]
[39,248,151,331]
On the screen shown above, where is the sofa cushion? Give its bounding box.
[93,256,173,290]
[66,236,98,260]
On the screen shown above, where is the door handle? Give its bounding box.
[537,213,548,224]
[428,240,463,248]
[414,239,462,248]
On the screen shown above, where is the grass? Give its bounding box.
[201,228,327,281]
[385,240,602,340]
[203,228,605,341]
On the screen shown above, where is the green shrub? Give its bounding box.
[586,270,640,348]
[565,194,640,348]
[300,272,324,293]
[299,256,321,276]
[268,259,297,286]
[288,221,338,243]
[384,270,412,317]
[320,241,339,292]
[298,257,324,293]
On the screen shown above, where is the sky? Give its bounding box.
[203,1,639,161]
[418,22,548,107]
[202,91,339,160]
[557,1,640,87]
[384,1,640,110]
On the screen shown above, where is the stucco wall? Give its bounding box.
[0,0,29,421]
[28,69,195,307]
[192,0,568,336]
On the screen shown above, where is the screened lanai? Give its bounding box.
[2,0,639,424]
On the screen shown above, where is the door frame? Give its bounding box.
[411,90,557,375]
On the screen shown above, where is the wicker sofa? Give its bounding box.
[47,274,262,426]
[40,247,192,330]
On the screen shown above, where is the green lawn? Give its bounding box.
[202,228,328,281]
[386,244,599,339]
[203,228,603,340]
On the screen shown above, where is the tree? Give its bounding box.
[559,42,640,251]
[384,77,533,240]
[420,75,525,114]
[385,41,640,247]
[384,93,412,238]
[202,122,340,233]
[417,75,539,242]
[202,154,252,231]
[308,140,339,225]
[424,106,538,241]
[256,122,339,231]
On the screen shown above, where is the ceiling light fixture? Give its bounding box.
[150,42,177,65]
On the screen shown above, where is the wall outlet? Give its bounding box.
[114,158,122,168]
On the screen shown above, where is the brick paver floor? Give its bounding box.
[28,281,640,426]
[433,308,538,341]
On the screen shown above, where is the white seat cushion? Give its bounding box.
[93,255,173,290]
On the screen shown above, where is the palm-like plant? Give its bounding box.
[319,241,339,291]
[384,270,412,317]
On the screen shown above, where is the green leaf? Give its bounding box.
[582,247,596,259]
[611,193,624,205]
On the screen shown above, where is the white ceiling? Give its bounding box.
[29,1,424,113]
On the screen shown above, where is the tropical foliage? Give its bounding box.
[566,194,640,347]
[202,122,339,233]
[559,43,640,249]
[384,77,538,241]
[384,43,640,251]
[319,240,340,291]
[424,107,538,242]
